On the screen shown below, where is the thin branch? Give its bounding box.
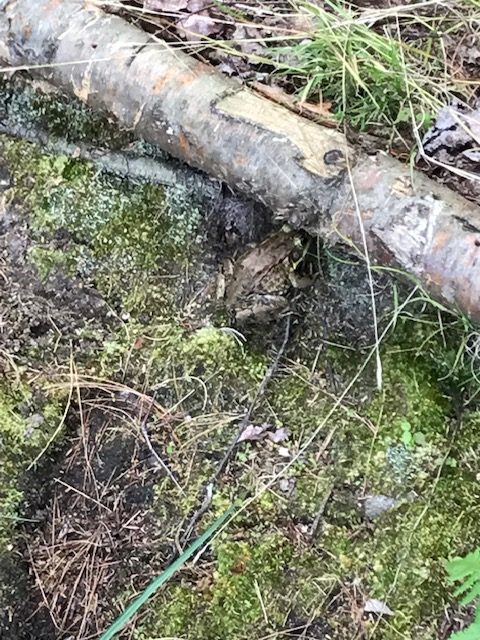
[179,314,292,547]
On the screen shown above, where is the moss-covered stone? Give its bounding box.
[4,138,204,320]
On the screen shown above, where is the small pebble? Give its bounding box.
[363,494,397,520]
[27,413,45,429]
[279,477,294,493]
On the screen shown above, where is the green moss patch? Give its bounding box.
[0,386,62,552]
[138,535,292,640]
[4,139,202,318]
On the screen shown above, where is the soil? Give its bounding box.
[16,404,163,639]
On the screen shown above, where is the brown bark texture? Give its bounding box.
[1,0,480,321]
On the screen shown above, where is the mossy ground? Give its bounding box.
[0,88,479,639]
[0,386,62,552]
[128,333,479,640]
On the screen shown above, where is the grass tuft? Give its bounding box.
[271,0,471,132]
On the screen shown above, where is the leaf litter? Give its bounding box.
[237,422,289,444]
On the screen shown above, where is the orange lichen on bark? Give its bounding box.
[151,63,206,95]
[178,132,191,156]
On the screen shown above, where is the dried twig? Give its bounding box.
[309,484,334,540]
[179,314,292,547]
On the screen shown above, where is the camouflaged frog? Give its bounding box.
[222,231,299,324]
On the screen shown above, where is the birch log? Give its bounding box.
[1,0,480,320]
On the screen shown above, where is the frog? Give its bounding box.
[221,230,301,325]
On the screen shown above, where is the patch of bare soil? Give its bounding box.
[0,381,199,640]
[14,398,170,640]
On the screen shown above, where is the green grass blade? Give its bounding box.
[99,505,234,640]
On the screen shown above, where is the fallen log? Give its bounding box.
[1,0,480,321]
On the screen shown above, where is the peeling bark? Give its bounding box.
[330,155,480,319]
[1,0,480,321]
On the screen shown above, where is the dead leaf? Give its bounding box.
[277,446,291,458]
[237,424,268,443]
[178,13,223,39]
[364,599,394,617]
[267,427,289,443]
[237,423,288,444]
[144,0,188,11]
[133,336,145,350]
[422,102,480,165]
[281,13,316,34]
[225,231,294,307]
[217,61,239,77]
[232,25,265,56]
[187,0,211,10]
